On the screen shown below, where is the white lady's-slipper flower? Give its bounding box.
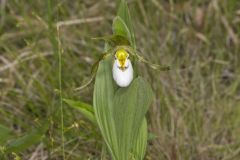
[112,48,133,87]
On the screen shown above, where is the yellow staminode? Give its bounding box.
[115,49,129,70]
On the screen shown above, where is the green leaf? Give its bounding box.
[0,124,12,145]
[112,16,132,44]
[93,56,118,160]
[6,122,49,153]
[113,77,153,159]
[132,119,148,160]
[93,35,130,47]
[117,0,136,48]
[63,99,96,124]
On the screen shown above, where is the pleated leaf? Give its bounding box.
[132,118,148,160]
[113,77,153,159]
[93,56,118,160]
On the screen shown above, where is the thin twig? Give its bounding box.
[0,52,53,73]
[150,0,179,21]
[57,21,65,160]
[56,16,104,29]
[29,143,44,160]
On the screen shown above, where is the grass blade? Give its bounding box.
[63,99,96,124]
[6,123,49,153]
[0,124,12,145]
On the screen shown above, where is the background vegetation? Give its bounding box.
[0,0,240,159]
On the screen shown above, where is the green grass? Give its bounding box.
[0,0,240,159]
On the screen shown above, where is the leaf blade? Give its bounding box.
[117,0,136,48]
[112,16,132,44]
[93,56,119,159]
[6,122,48,153]
[0,124,12,145]
[113,77,153,159]
[63,99,96,124]
[132,118,148,160]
